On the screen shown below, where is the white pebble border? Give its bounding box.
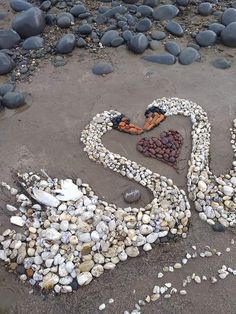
[0,97,235,294]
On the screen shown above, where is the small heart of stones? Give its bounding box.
[136,130,183,168]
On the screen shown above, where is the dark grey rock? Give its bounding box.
[122,30,133,42]
[0,83,15,96]
[76,37,87,48]
[40,0,51,11]
[122,0,138,4]
[187,42,200,50]
[56,34,76,54]
[128,33,148,53]
[70,4,87,17]
[136,17,152,32]
[143,0,159,7]
[57,12,74,29]
[10,0,33,12]
[111,36,124,47]
[153,5,179,20]
[103,6,126,18]
[221,22,236,46]
[149,40,161,50]
[101,30,119,46]
[0,53,15,75]
[195,30,217,46]
[211,57,231,69]
[178,47,200,65]
[92,61,113,75]
[12,7,45,39]
[151,30,166,40]
[165,21,184,37]
[221,8,236,26]
[165,41,181,56]
[16,265,25,275]
[212,223,226,232]
[2,91,25,109]
[198,2,213,16]
[22,36,44,50]
[78,24,92,35]
[123,187,141,203]
[0,29,20,49]
[176,0,189,6]
[208,22,225,36]
[53,56,66,67]
[143,53,176,64]
[137,5,153,16]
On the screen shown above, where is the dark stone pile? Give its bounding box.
[0,83,26,109]
[136,130,183,167]
[0,0,236,80]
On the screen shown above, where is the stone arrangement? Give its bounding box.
[0,97,235,294]
[0,0,236,80]
[136,130,183,168]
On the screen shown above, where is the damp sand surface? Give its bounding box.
[0,48,236,314]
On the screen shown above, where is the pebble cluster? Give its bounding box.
[136,130,183,168]
[0,97,235,294]
[0,82,26,110]
[0,0,236,80]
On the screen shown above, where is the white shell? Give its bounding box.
[33,188,60,207]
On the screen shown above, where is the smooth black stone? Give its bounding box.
[78,24,92,35]
[70,4,86,17]
[195,30,216,46]
[123,187,141,203]
[198,2,213,16]
[137,5,153,16]
[208,22,225,35]
[56,34,76,54]
[127,33,148,53]
[103,6,127,18]
[221,8,236,25]
[0,29,20,49]
[212,223,226,232]
[57,12,74,28]
[221,22,236,47]
[143,53,176,64]
[92,61,113,75]
[45,14,57,26]
[70,279,79,291]
[111,36,124,47]
[187,42,200,50]
[10,0,33,12]
[101,30,119,46]
[122,29,133,42]
[178,47,200,65]
[151,30,166,40]
[16,264,26,275]
[143,0,159,7]
[0,53,15,75]
[176,0,189,6]
[76,37,86,48]
[211,57,231,69]
[136,17,152,32]
[12,7,45,39]
[153,5,179,20]
[2,91,25,109]
[165,21,184,37]
[40,0,51,11]
[149,40,161,50]
[22,36,44,50]
[0,83,15,96]
[165,41,181,56]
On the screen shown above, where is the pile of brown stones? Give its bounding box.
[136,130,183,168]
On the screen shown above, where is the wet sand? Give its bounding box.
[0,47,236,313]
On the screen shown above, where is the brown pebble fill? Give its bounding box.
[136,130,183,168]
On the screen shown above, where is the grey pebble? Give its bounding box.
[221,22,236,47]
[0,52,15,75]
[195,30,216,46]
[92,61,113,75]
[2,91,25,109]
[178,47,200,65]
[153,5,179,20]
[22,36,44,50]
[198,2,213,16]
[0,29,20,49]
[10,0,32,12]
[221,8,236,26]
[56,34,76,54]
[211,57,231,69]
[165,41,181,56]
[165,21,184,37]
[143,53,176,64]
[128,33,148,53]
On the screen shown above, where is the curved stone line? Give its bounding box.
[81,97,236,228]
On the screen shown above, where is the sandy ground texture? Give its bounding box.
[0,47,236,314]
